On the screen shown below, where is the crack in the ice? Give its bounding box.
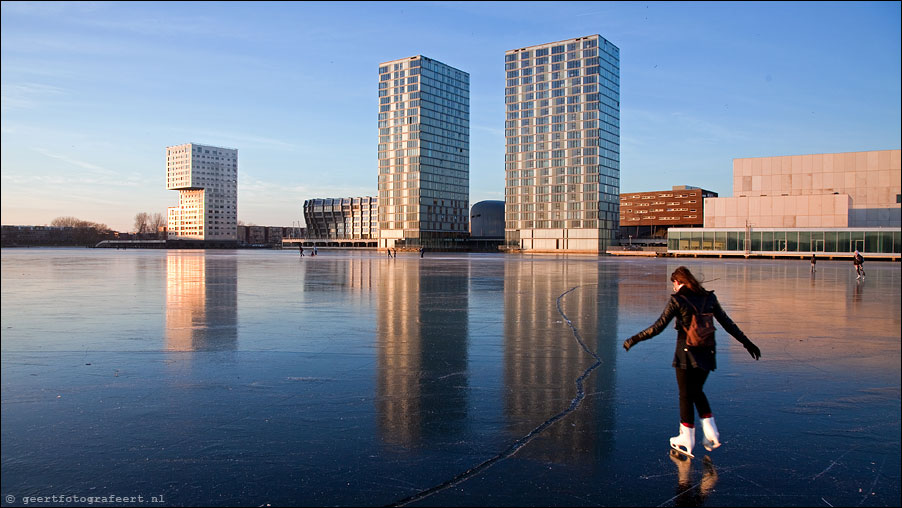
[857,455,886,507]
[655,478,709,507]
[387,285,601,507]
[812,446,856,480]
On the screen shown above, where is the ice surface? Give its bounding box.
[2,248,899,506]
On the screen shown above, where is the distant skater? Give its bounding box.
[810,253,816,273]
[387,248,392,259]
[419,246,425,258]
[299,245,304,257]
[853,250,865,279]
[622,266,761,458]
[313,245,318,256]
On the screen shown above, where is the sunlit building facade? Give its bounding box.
[377,55,470,249]
[504,35,620,253]
[166,143,238,243]
[669,149,902,257]
[620,186,718,242]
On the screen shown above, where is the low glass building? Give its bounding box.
[667,227,900,257]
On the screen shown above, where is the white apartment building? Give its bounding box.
[166,143,238,242]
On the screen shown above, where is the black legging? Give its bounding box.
[675,367,711,426]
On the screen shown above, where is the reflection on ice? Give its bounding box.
[503,259,618,465]
[165,252,237,351]
[376,259,469,447]
[0,249,898,507]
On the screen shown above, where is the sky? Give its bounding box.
[1,1,900,232]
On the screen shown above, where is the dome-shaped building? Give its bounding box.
[469,200,504,239]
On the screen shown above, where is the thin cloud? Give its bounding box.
[472,124,504,136]
[33,148,118,176]
[173,129,301,151]
[240,177,372,200]
[0,83,65,110]
[0,1,104,17]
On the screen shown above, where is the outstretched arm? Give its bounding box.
[712,299,761,360]
[623,297,679,351]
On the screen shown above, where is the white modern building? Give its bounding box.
[706,150,901,228]
[377,55,469,249]
[503,35,621,253]
[668,149,901,258]
[166,143,238,243]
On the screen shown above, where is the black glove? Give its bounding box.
[622,338,634,352]
[744,341,761,360]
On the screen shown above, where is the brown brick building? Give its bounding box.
[620,185,718,243]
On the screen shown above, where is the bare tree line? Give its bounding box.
[47,213,165,236]
[133,212,165,237]
[50,216,111,231]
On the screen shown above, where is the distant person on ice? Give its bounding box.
[622,266,761,458]
[853,250,865,279]
[810,253,816,273]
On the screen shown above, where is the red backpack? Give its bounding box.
[679,294,716,347]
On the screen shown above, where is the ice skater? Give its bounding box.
[622,266,761,458]
[810,253,816,273]
[853,250,865,279]
[299,245,304,257]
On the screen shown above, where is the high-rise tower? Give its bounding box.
[166,142,238,243]
[504,35,620,252]
[377,55,469,249]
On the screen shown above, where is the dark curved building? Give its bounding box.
[470,200,504,239]
[303,197,378,240]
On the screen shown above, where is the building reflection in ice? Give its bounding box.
[164,251,237,351]
[503,258,619,465]
[376,258,470,447]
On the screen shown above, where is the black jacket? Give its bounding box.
[624,287,753,371]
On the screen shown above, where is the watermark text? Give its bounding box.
[5,494,166,505]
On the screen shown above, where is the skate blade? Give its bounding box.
[670,443,694,459]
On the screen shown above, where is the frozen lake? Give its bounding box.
[2,248,900,507]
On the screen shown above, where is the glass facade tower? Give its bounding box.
[504,35,620,252]
[377,55,469,249]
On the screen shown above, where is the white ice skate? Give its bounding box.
[669,424,695,458]
[700,416,722,451]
